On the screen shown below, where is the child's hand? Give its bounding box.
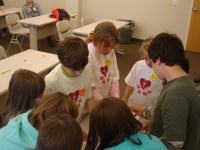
[141,121,150,132]
[130,105,145,116]
[82,130,88,142]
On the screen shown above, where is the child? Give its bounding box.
[130,57,191,120]
[0,91,79,150]
[0,69,45,127]
[44,37,94,123]
[122,36,163,106]
[36,114,83,150]
[85,97,167,150]
[148,33,200,149]
[87,21,120,102]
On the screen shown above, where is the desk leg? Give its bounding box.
[29,25,38,50]
[116,44,124,55]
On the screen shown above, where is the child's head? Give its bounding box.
[88,21,119,55]
[29,91,79,130]
[4,69,45,124]
[57,37,89,77]
[86,97,142,150]
[36,114,83,150]
[139,36,154,68]
[148,33,184,66]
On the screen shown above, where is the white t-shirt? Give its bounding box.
[87,42,119,98]
[125,60,163,106]
[44,64,92,122]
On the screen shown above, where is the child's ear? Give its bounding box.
[156,58,161,65]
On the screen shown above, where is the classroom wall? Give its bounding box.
[4,0,193,46]
[81,0,193,46]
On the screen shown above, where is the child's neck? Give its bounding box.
[61,65,74,78]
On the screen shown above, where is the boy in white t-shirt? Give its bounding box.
[122,36,163,106]
[44,37,94,124]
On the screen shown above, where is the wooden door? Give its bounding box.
[186,0,200,52]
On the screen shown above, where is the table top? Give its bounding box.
[0,8,21,17]
[0,49,59,95]
[18,13,77,26]
[73,19,129,35]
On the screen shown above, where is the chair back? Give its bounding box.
[6,14,29,35]
[20,11,24,19]
[0,46,7,60]
[81,17,95,26]
[56,20,74,41]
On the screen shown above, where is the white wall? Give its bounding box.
[4,0,66,14]
[4,0,193,46]
[82,0,193,46]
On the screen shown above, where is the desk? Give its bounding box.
[0,8,21,29]
[79,114,149,134]
[73,19,129,54]
[73,19,128,36]
[17,14,77,50]
[0,49,59,114]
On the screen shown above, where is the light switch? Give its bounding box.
[172,0,178,6]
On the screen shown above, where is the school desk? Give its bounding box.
[73,19,129,54]
[79,113,150,134]
[0,49,59,114]
[0,8,21,29]
[17,13,77,50]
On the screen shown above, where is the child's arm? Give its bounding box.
[85,97,95,113]
[122,85,134,102]
[110,80,119,98]
[92,87,103,102]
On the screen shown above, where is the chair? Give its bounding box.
[56,20,86,41]
[6,14,29,53]
[19,10,24,19]
[0,46,7,60]
[81,17,95,26]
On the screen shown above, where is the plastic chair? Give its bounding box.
[6,14,29,53]
[0,46,7,60]
[81,17,95,26]
[56,20,86,41]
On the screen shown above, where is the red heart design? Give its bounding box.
[140,78,151,89]
[68,90,79,102]
[100,66,108,77]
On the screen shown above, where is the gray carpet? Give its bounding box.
[0,34,200,97]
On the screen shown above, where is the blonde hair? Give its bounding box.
[139,36,154,57]
[29,91,79,130]
[86,21,120,46]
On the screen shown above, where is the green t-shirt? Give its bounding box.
[150,75,200,150]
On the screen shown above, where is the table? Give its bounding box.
[73,19,129,54]
[79,113,150,134]
[0,49,59,114]
[0,8,21,29]
[17,14,77,50]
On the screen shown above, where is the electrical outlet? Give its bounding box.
[172,0,178,6]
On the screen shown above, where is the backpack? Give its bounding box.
[49,8,70,22]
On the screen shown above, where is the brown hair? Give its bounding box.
[86,21,120,47]
[57,37,89,70]
[85,97,142,150]
[36,114,83,150]
[2,69,45,126]
[29,91,79,130]
[148,32,185,66]
[139,36,154,57]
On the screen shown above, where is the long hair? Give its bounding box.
[85,97,142,150]
[37,114,83,150]
[29,91,79,130]
[86,21,120,47]
[3,69,45,126]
